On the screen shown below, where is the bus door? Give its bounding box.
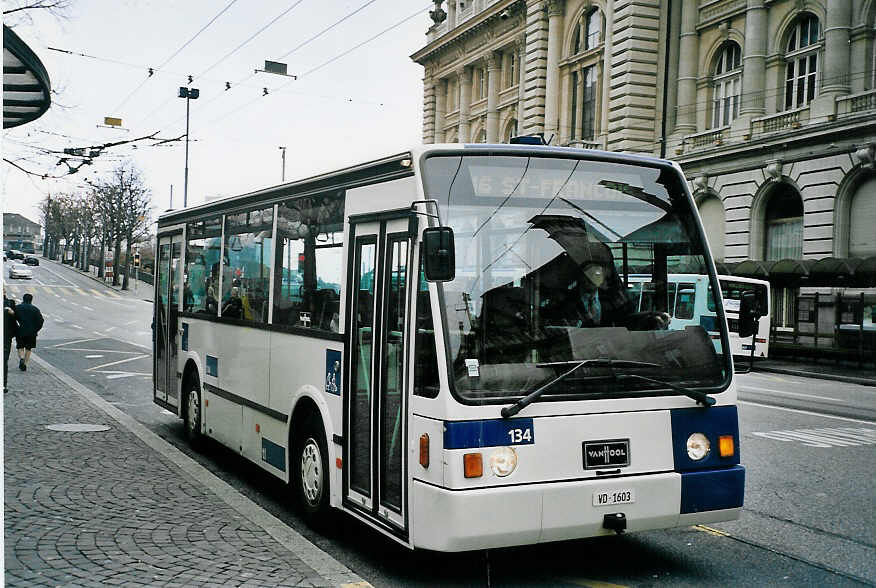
[154,233,183,413]
[344,216,411,534]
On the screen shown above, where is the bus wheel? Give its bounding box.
[295,415,330,521]
[185,374,203,450]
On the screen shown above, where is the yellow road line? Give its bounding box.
[564,579,630,588]
[695,524,730,537]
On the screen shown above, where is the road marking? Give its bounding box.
[104,326,117,332]
[54,348,143,354]
[695,524,730,537]
[741,385,847,404]
[740,400,876,424]
[82,306,94,312]
[104,372,151,380]
[562,579,630,588]
[84,355,104,359]
[70,324,83,330]
[51,338,100,347]
[86,355,149,371]
[40,263,78,286]
[751,427,876,448]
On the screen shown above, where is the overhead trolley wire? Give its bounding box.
[203,4,430,129]
[108,0,241,116]
[195,0,309,81]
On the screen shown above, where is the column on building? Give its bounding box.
[458,65,472,142]
[599,0,615,148]
[821,2,852,96]
[848,17,870,94]
[674,0,699,136]
[739,0,767,118]
[486,51,501,142]
[543,0,565,141]
[423,74,437,143]
[516,34,526,131]
[522,0,549,134]
[434,77,447,143]
[447,0,456,29]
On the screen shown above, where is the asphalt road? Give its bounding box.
[5,260,875,587]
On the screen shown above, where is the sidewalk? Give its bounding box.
[751,357,876,387]
[45,258,154,303]
[3,357,369,587]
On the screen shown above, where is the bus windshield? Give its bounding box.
[423,154,728,402]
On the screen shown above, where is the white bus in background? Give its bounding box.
[628,274,770,358]
[153,144,745,552]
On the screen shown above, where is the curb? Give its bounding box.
[30,353,369,588]
[753,365,876,387]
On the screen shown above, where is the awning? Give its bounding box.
[723,256,876,288]
[3,25,51,129]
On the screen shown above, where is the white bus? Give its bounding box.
[154,144,745,552]
[627,274,771,358]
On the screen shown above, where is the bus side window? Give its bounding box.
[675,284,696,319]
[222,207,273,323]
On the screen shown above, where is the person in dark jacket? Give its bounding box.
[14,292,44,372]
[4,294,16,392]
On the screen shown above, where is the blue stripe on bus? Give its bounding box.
[261,438,286,472]
[670,405,740,471]
[443,418,535,449]
[680,465,745,513]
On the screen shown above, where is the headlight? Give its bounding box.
[686,433,710,461]
[489,446,518,477]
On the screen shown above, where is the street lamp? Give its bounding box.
[178,86,200,208]
[279,146,286,182]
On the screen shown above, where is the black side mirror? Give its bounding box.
[738,290,760,339]
[423,226,455,282]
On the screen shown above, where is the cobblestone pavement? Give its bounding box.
[4,359,366,587]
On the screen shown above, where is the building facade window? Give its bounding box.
[849,176,876,257]
[784,14,821,110]
[569,65,598,141]
[476,66,486,100]
[712,41,742,128]
[505,51,517,89]
[698,195,726,262]
[573,7,603,54]
[764,184,804,261]
[446,77,457,111]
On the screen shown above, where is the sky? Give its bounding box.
[2,0,430,226]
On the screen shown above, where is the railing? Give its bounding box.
[683,126,727,151]
[836,89,876,117]
[566,139,603,150]
[751,107,808,136]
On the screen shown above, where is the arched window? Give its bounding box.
[849,177,876,257]
[477,128,487,143]
[698,195,726,261]
[570,65,598,141]
[764,184,804,260]
[712,42,742,128]
[573,8,603,54]
[784,14,821,110]
[503,118,518,142]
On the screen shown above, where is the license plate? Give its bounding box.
[593,489,636,506]
[583,439,630,469]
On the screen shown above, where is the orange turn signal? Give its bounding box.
[719,435,735,457]
[419,434,430,468]
[336,457,343,469]
[464,453,483,478]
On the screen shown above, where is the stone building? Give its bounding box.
[3,212,40,254]
[411,0,876,357]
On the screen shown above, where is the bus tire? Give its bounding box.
[294,414,330,523]
[184,373,203,451]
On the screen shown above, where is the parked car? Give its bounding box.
[23,255,39,266]
[8,249,24,260]
[8,263,33,279]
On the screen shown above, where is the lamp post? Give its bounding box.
[178,86,200,208]
[279,146,286,182]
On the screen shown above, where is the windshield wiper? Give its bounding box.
[613,373,716,407]
[500,359,661,418]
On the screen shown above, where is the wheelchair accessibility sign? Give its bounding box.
[325,349,342,396]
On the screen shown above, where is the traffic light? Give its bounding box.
[133,252,141,268]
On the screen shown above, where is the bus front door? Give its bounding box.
[344,217,411,535]
[154,233,183,413]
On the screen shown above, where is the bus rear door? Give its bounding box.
[344,215,412,537]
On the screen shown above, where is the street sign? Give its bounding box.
[104,116,122,127]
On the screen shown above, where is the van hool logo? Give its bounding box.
[584,440,629,468]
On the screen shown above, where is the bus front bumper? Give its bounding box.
[411,468,743,552]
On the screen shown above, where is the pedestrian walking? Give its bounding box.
[4,293,16,392]
[14,292,44,372]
